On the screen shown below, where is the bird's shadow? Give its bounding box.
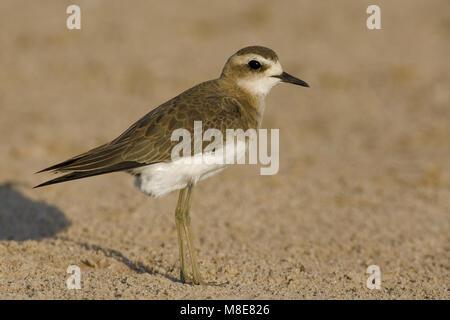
[67,238,225,286]
[57,236,182,284]
[0,182,70,241]
[0,182,184,284]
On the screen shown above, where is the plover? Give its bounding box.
[35,46,309,285]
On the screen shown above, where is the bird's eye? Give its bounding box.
[248,60,261,70]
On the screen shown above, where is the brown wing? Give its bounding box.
[116,95,257,164]
[35,80,257,188]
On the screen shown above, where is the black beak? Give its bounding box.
[273,72,309,87]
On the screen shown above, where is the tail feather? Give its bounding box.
[36,158,79,174]
[34,161,146,188]
[35,143,116,173]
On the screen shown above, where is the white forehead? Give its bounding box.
[233,54,283,75]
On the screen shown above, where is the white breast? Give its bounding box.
[133,140,246,198]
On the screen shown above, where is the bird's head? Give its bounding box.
[221,46,309,97]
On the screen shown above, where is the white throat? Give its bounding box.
[237,76,281,98]
[236,59,283,98]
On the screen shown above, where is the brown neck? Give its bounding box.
[218,77,266,128]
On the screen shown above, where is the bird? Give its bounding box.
[35,46,309,285]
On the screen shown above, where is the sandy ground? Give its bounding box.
[0,0,449,299]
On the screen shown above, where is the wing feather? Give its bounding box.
[35,79,258,188]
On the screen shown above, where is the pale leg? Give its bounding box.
[181,183,204,285]
[175,187,190,283]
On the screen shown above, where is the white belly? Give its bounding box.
[133,141,246,198]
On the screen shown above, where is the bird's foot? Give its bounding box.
[180,270,205,286]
